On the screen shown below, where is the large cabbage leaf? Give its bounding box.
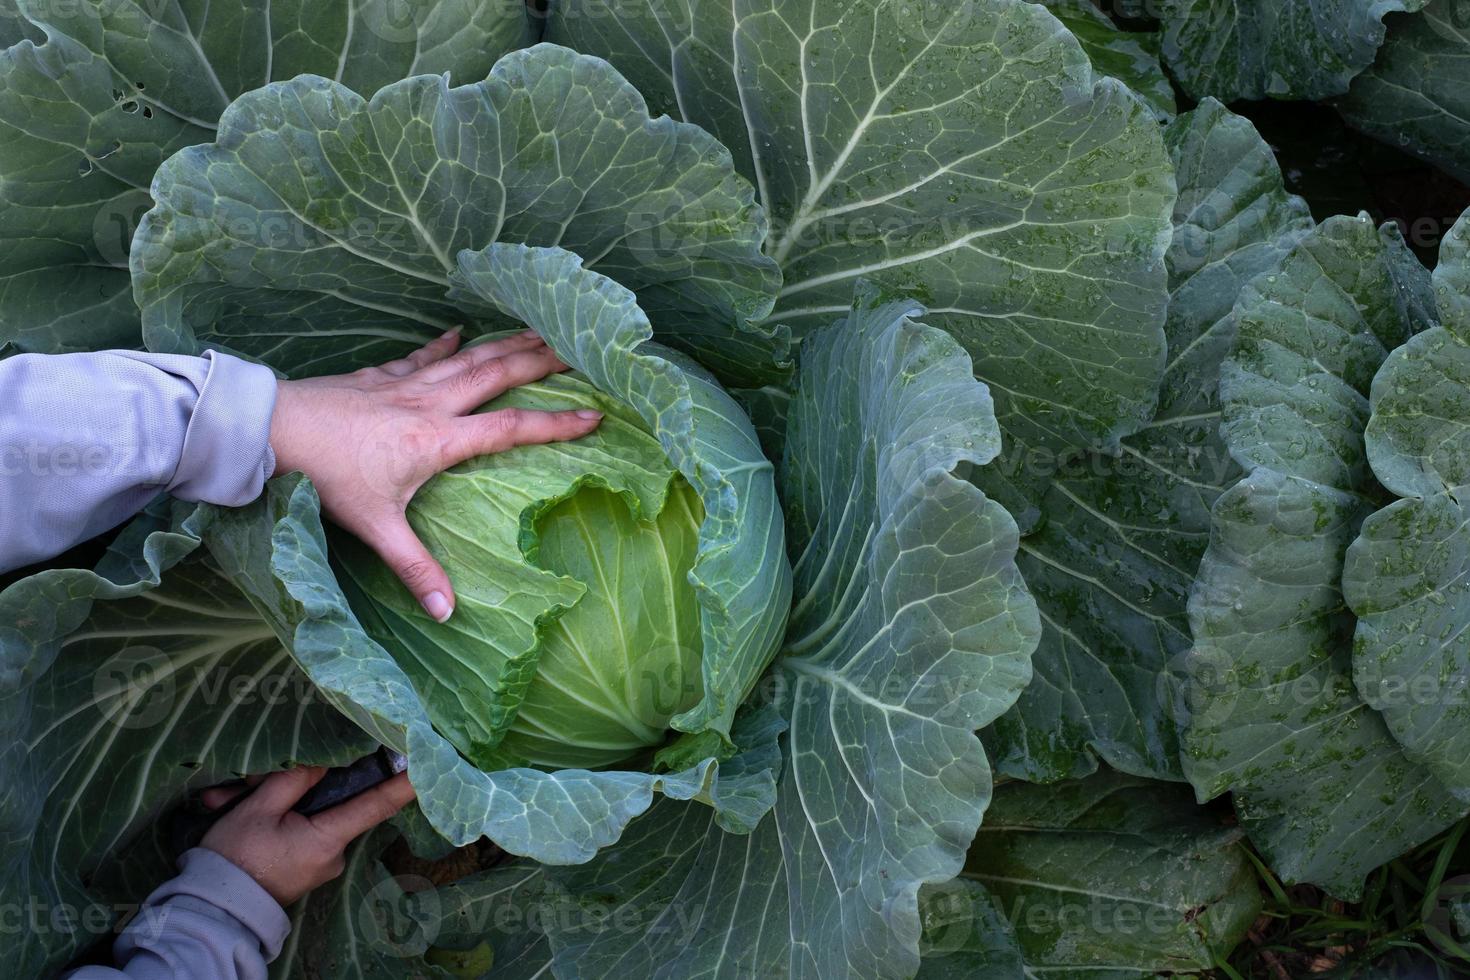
[917,771,1261,979]
[472,284,1040,980]
[1338,0,1470,185]
[1344,207,1470,801]
[132,43,784,385]
[1182,214,1465,899]
[1150,0,1428,101]
[0,502,373,976]
[0,0,533,354]
[546,0,1174,454]
[983,99,1313,783]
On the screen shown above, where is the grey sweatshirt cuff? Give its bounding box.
[0,348,281,575]
[171,351,278,505]
[150,848,292,959]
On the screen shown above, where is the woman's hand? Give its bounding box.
[199,767,416,907]
[268,329,601,622]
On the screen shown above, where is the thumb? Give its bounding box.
[310,772,417,847]
[367,514,455,623]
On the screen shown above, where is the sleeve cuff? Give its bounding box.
[157,848,292,960]
[169,351,279,505]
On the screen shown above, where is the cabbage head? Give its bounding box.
[338,369,720,771]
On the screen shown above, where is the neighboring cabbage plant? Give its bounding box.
[1182,214,1466,898]
[1146,0,1428,101]
[1345,207,1470,802]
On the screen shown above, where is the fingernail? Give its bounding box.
[440,326,463,340]
[519,328,540,338]
[423,591,453,623]
[575,409,603,421]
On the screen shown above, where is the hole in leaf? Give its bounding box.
[94,140,121,161]
[77,158,93,176]
[120,100,137,113]
[141,106,152,119]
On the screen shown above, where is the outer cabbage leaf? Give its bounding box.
[501,284,1038,980]
[183,246,790,862]
[984,99,1313,782]
[1339,1,1470,185]
[1183,214,1465,899]
[1033,0,1176,122]
[1344,209,1470,800]
[1153,0,1429,101]
[920,772,1260,980]
[546,0,1175,454]
[0,0,533,353]
[0,503,373,977]
[132,44,785,384]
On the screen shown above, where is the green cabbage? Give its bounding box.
[339,372,710,771]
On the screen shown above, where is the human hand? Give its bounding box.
[199,766,416,907]
[268,329,602,622]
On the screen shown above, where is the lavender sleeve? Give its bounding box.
[0,349,278,574]
[65,848,291,980]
